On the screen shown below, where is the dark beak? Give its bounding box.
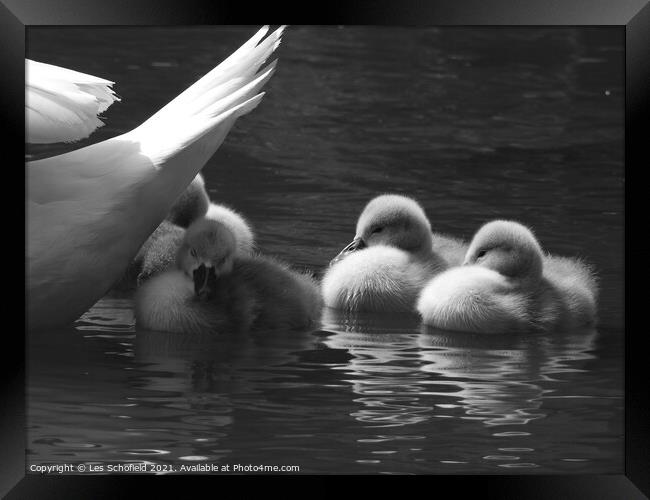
[329,237,366,267]
[193,264,217,301]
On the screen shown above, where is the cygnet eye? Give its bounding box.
[476,249,487,259]
[190,248,197,258]
[370,226,383,235]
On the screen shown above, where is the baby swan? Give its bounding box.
[166,173,210,228]
[204,203,255,256]
[322,195,454,313]
[112,173,209,290]
[165,171,255,251]
[416,220,597,333]
[118,198,255,289]
[136,202,255,284]
[135,219,322,334]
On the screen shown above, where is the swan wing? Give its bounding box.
[27,26,284,329]
[26,59,120,144]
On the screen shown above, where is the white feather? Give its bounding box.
[26,59,120,143]
[27,26,285,329]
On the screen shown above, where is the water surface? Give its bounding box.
[26,26,624,474]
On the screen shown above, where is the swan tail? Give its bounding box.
[26,59,121,144]
[136,25,283,126]
[128,25,284,166]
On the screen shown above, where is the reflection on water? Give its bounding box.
[321,311,436,428]
[27,297,622,473]
[323,308,599,430]
[26,27,623,473]
[418,327,598,428]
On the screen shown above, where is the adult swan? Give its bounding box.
[27,26,284,330]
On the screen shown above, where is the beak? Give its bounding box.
[193,264,217,301]
[329,237,366,267]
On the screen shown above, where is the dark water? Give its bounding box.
[26,27,624,474]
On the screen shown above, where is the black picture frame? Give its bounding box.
[6,0,648,497]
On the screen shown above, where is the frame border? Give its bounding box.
[7,1,648,497]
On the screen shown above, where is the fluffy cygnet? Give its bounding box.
[135,219,322,334]
[166,173,210,228]
[416,220,598,333]
[322,194,463,313]
[115,195,254,290]
[204,203,255,256]
[112,174,209,290]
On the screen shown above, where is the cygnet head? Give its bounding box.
[167,173,210,228]
[176,218,237,299]
[464,220,544,283]
[332,195,433,264]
